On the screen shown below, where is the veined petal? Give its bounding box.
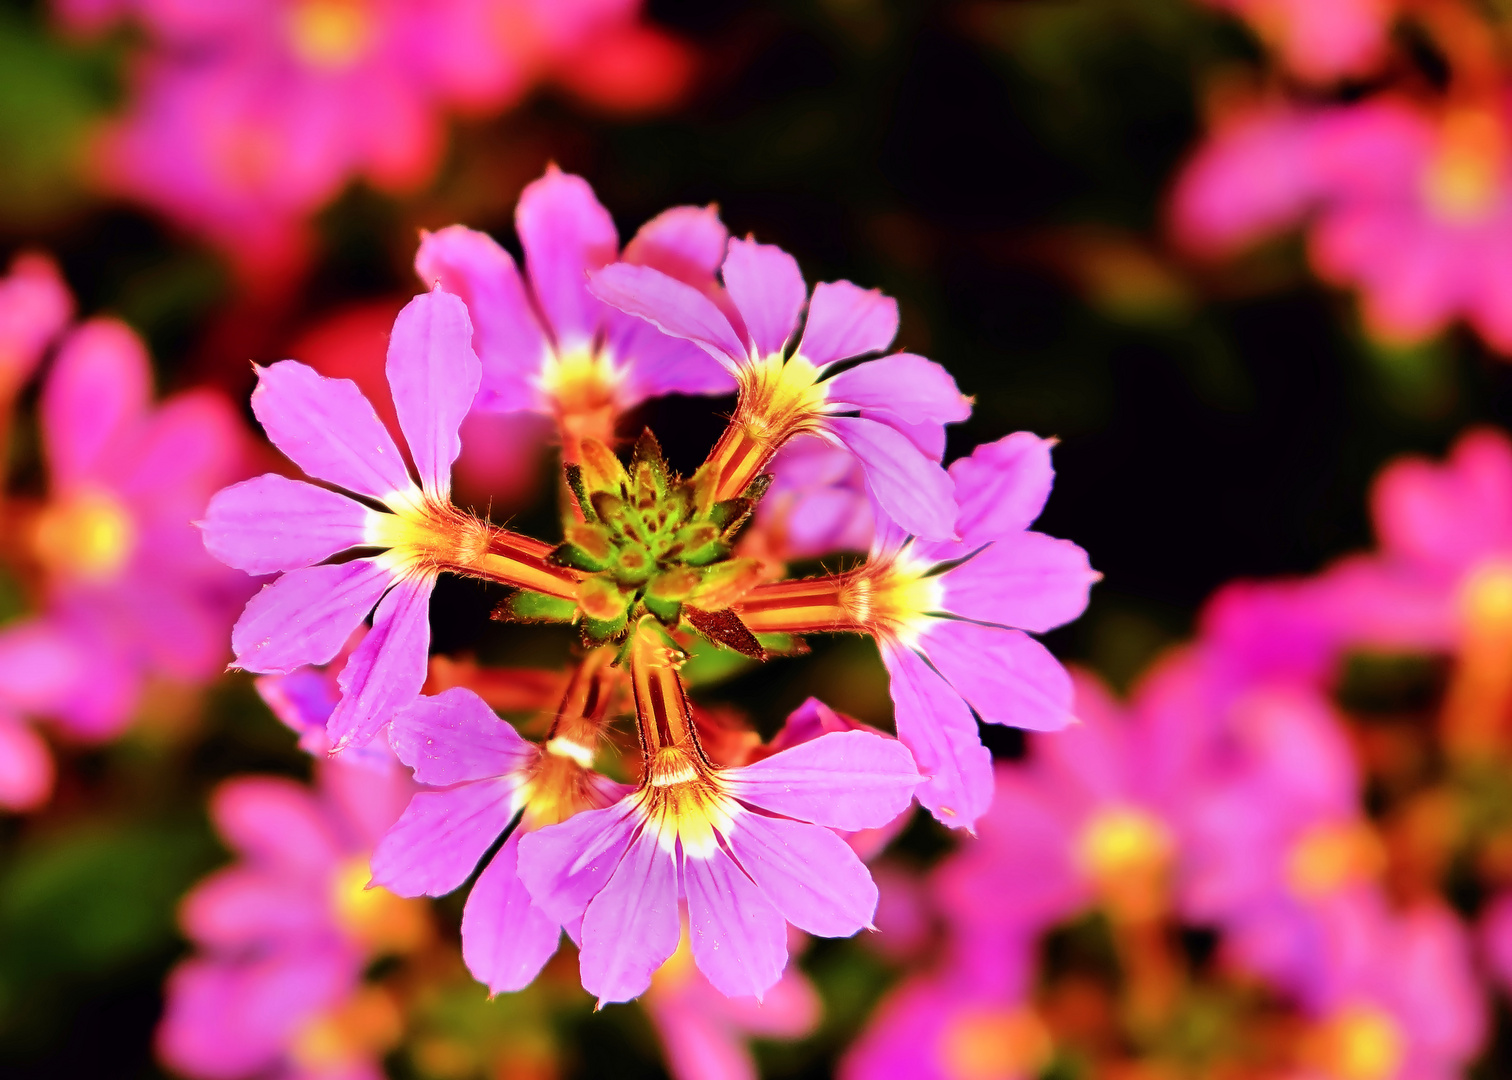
[414,225,549,413]
[580,830,680,1004]
[922,621,1075,732]
[385,290,481,501]
[724,730,920,831]
[201,474,369,574]
[825,416,956,541]
[721,238,806,359]
[328,571,437,752]
[462,832,563,994]
[727,814,877,938]
[516,166,618,349]
[516,801,641,925]
[389,687,536,786]
[684,847,789,1000]
[590,263,747,372]
[950,432,1057,543]
[369,776,518,897]
[251,360,418,505]
[41,318,149,488]
[795,280,898,369]
[942,532,1096,633]
[882,642,993,830]
[622,203,728,281]
[824,354,971,427]
[230,558,394,675]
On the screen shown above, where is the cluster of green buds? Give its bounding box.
[496,431,779,659]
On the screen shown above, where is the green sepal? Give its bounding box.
[493,589,578,624]
[755,632,809,656]
[562,463,594,522]
[580,611,630,643]
[643,592,683,623]
[548,522,615,572]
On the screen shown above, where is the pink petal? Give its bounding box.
[210,776,343,874]
[685,847,789,999]
[329,571,436,752]
[461,832,563,994]
[414,225,549,413]
[42,318,149,488]
[882,642,993,830]
[922,621,1074,732]
[823,354,971,427]
[201,474,369,574]
[516,166,618,349]
[721,238,806,358]
[623,204,728,281]
[516,801,641,925]
[385,289,480,500]
[0,251,72,389]
[179,866,328,948]
[369,777,517,897]
[0,716,53,811]
[580,831,680,1003]
[251,360,416,504]
[645,999,760,1080]
[389,687,536,786]
[942,532,1097,633]
[724,730,920,831]
[728,814,878,938]
[825,416,956,541]
[948,432,1057,542]
[795,280,898,369]
[590,262,747,371]
[230,558,394,675]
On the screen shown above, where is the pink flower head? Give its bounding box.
[1293,893,1484,1080]
[515,623,923,1005]
[0,314,252,740]
[368,674,627,996]
[203,288,573,752]
[0,251,72,398]
[1173,97,1512,353]
[643,927,821,1080]
[738,433,1098,829]
[589,235,972,539]
[931,672,1190,947]
[1199,0,1396,83]
[157,757,426,1080]
[415,168,736,440]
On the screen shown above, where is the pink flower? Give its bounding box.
[0,712,55,812]
[0,313,252,742]
[156,757,426,1080]
[515,620,922,1004]
[368,667,627,996]
[0,251,72,400]
[643,928,820,1080]
[737,433,1098,829]
[1172,98,1512,352]
[753,435,874,561]
[590,236,971,539]
[202,289,577,751]
[414,167,736,446]
[1199,0,1396,83]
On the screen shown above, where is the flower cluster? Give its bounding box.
[192,166,1097,1031]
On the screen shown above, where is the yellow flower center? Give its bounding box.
[844,548,946,646]
[1459,561,1512,633]
[940,1005,1053,1080]
[32,490,136,582]
[329,858,430,954]
[1313,1006,1404,1080]
[1422,110,1505,225]
[287,0,374,71]
[636,748,741,858]
[1075,806,1173,922]
[1285,820,1385,899]
[288,985,403,1072]
[365,496,495,572]
[706,354,831,501]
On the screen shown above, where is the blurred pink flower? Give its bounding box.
[0,252,72,401]
[1199,0,1396,83]
[0,315,253,742]
[0,712,55,812]
[1172,98,1512,352]
[754,435,874,561]
[64,0,693,279]
[157,758,426,1080]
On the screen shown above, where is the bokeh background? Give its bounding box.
[5,0,1512,1077]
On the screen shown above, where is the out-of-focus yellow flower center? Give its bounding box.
[516,742,606,832]
[1459,561,1512,634]
[1285,820,1385,899]
[288,0,374,70]
[540,345,623,416]
[32,490,135,582]
[1314,1005,1404,1080]
[651,928,698,993]
[940,1005,1052,1080]
[1423,110,1505,224]
[636,748,740,858]
[1076,806,1173,922]
[288,985,403,1071]
[329,858,430,954]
